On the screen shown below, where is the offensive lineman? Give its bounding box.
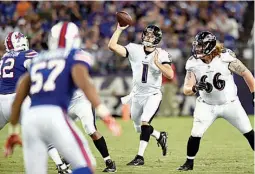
[177,31,254,171]
[4,22,121,174]
[108,24,174,165]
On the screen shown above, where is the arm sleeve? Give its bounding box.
[221,49,237,63]
[24,50,38,69]
[185,57,195,72]
[159,50,172,65]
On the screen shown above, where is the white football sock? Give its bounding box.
[138,140,148,156]
[151,129,160,140]
[48,148,63,165]
[187,156,195,160]
[103,156,111,162]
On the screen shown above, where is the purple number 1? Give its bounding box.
[142,63,148,83]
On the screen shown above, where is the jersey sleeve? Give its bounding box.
[125,43,136,60]
[24,50,38,69]
[185,57,196,72]
[158,49,172,65]
[72,49,94,69]
[221,48,237,63]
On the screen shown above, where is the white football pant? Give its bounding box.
[68,95,96,135]
[0,93,30,129]
[191,97,253,137]
[21,105,96,174]
[131,92,162,133]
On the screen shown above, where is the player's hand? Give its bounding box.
[95,104,122,136]
[102,116,122,136]
[193,81,207,92]
[4,134,22,157]
[154,49,159,66]
[117,23,129,31]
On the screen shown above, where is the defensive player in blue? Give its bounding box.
[1,31,71,174]
[0,31,36,130]
[4,22,121,174]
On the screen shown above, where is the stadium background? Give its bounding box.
[0,1,254,117]
[0,1,254,116]
[0,1,254,174]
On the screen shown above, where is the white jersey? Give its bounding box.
[125,43,172,96]
[186,49,238,105]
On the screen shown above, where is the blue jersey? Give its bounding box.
[29,48,92,110]
[0,49,37,94]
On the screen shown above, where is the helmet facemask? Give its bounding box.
[142,29,156,47]
[192,32,216,59]
[142,25,162,47]
[4,32,29,52]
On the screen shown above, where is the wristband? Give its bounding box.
[95,104,110,118]
[192,86,197,93]
[8,124,20,135]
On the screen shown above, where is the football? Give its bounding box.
[116,11,133,27]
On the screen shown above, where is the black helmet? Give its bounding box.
[192,31,216,59]
[142,25,162,47]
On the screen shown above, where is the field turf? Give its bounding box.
[0,116,253,174]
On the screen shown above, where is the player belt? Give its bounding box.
[200,99,236,105]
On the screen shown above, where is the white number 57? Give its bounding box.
[30,59,65,94]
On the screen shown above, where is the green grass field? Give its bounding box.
[0,116,253,174]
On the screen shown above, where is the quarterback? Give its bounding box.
[178,31,254,171]
[108,24,174,165]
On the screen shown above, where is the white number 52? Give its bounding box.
[0,58,15,78]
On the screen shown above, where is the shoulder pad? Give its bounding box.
[185,56,197,71]
[25,50,38,58]
[73,49,94,66]
[126,43,142,49]
[221,48,236,63]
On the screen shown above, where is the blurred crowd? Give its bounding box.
[0,1,254,78]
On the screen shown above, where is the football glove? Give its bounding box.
[102,116,122,136]
[192,81,208,93]
[4,134,22,157]
[95,104,122,136]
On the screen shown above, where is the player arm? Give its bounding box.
[71,64,113,119]
[156,63,174,79]
[183,70,197,96]
[229,58,255,93]
[154,50,174,79]
[108,24,128,57]
[9,73,31,132]
[72,64,122,136]
[72,64,101,107]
